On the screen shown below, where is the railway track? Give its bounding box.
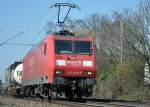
[0,96,150,107]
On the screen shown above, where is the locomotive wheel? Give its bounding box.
[76,88,82,101]
[83,85,93,97]
[69,90,75,101]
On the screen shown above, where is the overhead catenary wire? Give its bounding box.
[0,0,74,47]
[0,32,23,46]
[4,42,35,46]
[30,1,62,45]
[31,0,73,46]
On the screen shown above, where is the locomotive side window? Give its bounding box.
[44,43,47,55]
[55,40,73,54]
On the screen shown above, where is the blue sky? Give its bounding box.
[0,0,141,81]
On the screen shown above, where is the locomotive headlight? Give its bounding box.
[55,70,64,75]
[84,71,92,75]
[88,72,92,75]
[56,71,60,74]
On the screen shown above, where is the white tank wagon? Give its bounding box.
[10,63,23,85]
[5,61,23,87]
[5,61,23,95]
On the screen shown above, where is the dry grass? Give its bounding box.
[0,96,80,107]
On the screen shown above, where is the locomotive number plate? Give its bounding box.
[66,60,82,66]
[66,71,81,75]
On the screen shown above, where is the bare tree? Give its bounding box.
[123,0,150,70]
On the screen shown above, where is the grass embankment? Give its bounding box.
[0,102,7,107]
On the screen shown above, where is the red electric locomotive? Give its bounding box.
[22,31,96,100]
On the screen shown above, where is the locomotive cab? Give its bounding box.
[54,37,95,77]
[53,31,96,99]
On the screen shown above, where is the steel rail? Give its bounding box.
[0,96,150,107]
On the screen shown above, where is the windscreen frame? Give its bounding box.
[55,40,92,55]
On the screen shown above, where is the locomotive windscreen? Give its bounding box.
[55,40,92,54]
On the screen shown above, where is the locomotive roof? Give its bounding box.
[54,35,93,41]
[27,33,93,56]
